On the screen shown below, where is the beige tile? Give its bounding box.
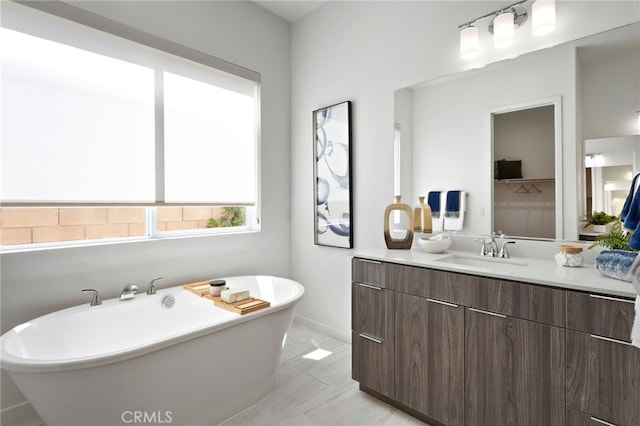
[59,208,107,225]
[33,226,84,243]
[107,208,145,224]
[156,207,183,222]
[0,227,32,245]
[85,224,130,240]
[182,207,215,221]
[129,222,147,237]
[1,208,59,228]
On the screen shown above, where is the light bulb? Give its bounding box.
[460,26,479,59]
[532,0,556,36]
[494,12,514,48]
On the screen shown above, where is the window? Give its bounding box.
[0,2,260,250]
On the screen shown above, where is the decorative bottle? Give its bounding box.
[384,195,414,249]
[414,196,433,233]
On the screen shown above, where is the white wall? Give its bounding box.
[290,1,639,340]
[0,1,291,423]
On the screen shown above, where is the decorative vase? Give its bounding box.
[592,224,607,233]
[413,196,433,233]
[384,196,414,249]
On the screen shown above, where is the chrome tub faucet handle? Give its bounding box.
[82,289,102,306]
[146,277,164,295]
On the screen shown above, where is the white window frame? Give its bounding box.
[0,1,262,252]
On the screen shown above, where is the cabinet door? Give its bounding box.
[394,293,464,426]
[465,308,565,426]
[352,282,394,398]
[566,330,640,426]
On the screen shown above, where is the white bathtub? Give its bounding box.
[0,275,304,426]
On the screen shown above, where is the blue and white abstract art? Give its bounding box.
[313,101,352,248]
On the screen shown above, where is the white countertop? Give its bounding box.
[354,248,637,299]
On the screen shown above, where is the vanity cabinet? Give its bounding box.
[352,257,638,426]
[351,258,394,398]
[566,292,640,426]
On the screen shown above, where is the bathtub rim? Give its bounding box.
[0,275,304,373]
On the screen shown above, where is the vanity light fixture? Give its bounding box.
[460,24,480,59]
[493,11,516,48]
[459,0,556,59]
[532,0,556,35]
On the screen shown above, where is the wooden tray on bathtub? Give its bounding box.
[183,281,270,315]
[183,280,212,296]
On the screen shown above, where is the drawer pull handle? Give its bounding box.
[591,334,632,346]
[357,283,382,290]
[356,259,382,265]
[590,417,618,426]
[359,333,384,344]
[589,294,635,304]
[469,308,507,318]
[427,298,459,308]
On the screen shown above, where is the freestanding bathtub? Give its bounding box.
[0,276,304,426]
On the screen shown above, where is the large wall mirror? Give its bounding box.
[395,22,639,241]
[583,135,640,238]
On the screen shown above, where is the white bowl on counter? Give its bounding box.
[416,236,452,253]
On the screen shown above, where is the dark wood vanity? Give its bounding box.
[352,256,639,426]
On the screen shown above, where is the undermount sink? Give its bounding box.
[435,254,530,269]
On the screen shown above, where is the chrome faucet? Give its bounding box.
[119,283,138,301]
[146,277,163,295]
[82,289,102,306]
[479,236,498,257]
[498,241,516,258]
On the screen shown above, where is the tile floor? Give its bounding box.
[219,322,428,426]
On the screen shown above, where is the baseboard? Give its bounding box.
[293,314,351,344]
[0,401,42,426]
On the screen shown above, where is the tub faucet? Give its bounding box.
[82,289,102,306]
[120,283,138,301]
[146,277,163,295]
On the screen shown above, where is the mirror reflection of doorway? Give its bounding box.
[493,104,556,239]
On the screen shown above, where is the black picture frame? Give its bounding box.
[313,101,353,248]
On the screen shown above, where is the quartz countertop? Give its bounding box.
[354,248,637,299]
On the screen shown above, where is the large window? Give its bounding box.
[0,2,260,250]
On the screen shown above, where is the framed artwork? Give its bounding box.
[313,101,353,248]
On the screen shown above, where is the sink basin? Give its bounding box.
[436,254,530,269]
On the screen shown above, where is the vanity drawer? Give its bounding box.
[464,276,566,327]
[386,263,565,326]
[566,291,635,342]
[352,257,386,288]
[385,263,470,305]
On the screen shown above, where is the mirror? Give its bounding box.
[582,135,640,238]
[395,22,640,241]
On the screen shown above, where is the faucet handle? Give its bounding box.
[146,277,163,295]
[499,241,516,258]
[82,288,102,306]
[474,238,488,256]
